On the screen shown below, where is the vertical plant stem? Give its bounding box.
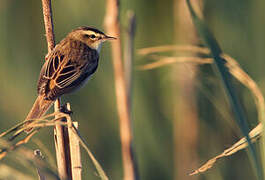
[67,103,82,180]
[41,0,55,52]
[41,0,71,179]
[124,11,136,105]
[104,1,139,180]
[172,0,202,179]
[53,103,71,180]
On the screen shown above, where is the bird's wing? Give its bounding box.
[39,53,87,89]
[38,48,98,100]
[43,54,64,79]
[54,60,87,89]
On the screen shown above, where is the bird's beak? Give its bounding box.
[104,35,117,40]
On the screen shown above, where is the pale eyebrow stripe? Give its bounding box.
[86,30,97,36]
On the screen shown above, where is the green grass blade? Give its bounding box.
[186,0,263,179]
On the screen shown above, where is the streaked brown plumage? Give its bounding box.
[24,26,115,132]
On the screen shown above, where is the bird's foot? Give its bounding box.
[60,104,73,115]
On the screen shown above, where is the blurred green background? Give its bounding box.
[0,0,265,179]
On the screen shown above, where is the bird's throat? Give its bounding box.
[89,41,102,53]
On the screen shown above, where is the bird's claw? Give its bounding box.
[59,104,73,115]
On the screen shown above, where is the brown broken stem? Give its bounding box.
[67,104,82,180]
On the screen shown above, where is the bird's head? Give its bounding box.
[68,26,116,52]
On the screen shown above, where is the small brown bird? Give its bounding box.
[24,26,115,132]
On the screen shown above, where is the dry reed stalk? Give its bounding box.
[173,0,202,179]
[190,123,263,175]
[138,56,212,70]
[67,104,82,180]
[41,0,55,52]
[68,122,81,180]
[138,45,210,55]
[104,1,138,179]
[138,46,265,119]
[124,11,136,110]
[138,45,265,174]
[53,111,72,180]
[41,0,71,179]
[66,118,109,180]
[0,121,65,161]
[0,139,60,179]
[0,131,37,160]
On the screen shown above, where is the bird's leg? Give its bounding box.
[59,103,73,115]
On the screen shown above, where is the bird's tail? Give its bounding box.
[24,95,54,133]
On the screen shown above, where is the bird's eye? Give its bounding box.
[90,34,96,39]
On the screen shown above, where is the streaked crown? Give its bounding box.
[68,26,116,52]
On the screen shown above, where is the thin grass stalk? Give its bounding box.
[104,1,139,179]
[190,123,263,175]
[186,0,263,179]
[138,45,210,55]
[0,139,60,180]
[139,44,265,174]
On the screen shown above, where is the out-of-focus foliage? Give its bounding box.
[0,0,264,179]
